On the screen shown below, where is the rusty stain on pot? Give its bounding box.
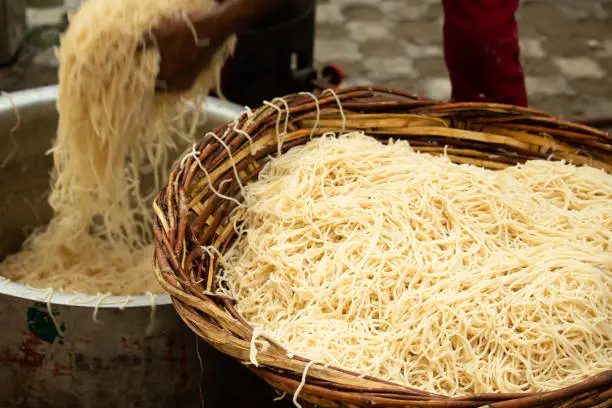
[52,362,70,377]
[0,330,46,368]
[73,353,144,371]
[120,336,142,348]
[165,331,189,383]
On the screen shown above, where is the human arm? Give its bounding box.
[146,0,289,93]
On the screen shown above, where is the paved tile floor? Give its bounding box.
[315,0,612,118]
[2,0,611,119]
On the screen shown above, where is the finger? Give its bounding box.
[139,15,179,51]
[192,41,225,76]
[154,78,169,92]
[157,81,193,94]
[137,29,158,52]
[156,64,200,94]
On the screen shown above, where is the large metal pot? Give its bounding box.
[0,86,243,408]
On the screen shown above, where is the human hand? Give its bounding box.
[143,2,234,93]
[143,0,288,93]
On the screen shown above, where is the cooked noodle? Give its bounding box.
[217,132,612,396]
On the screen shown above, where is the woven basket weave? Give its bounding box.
[153,87,612,408]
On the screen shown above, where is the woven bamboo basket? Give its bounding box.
[153,86,612,408]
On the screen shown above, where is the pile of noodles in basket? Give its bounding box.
[153,87,612,408]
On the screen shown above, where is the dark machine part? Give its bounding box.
[215,0,342,107]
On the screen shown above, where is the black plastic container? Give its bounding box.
[218,0,317,107]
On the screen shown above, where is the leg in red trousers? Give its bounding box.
[441,0,528,106]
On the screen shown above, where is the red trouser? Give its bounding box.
[441,0,528,106]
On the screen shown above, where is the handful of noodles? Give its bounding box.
[215,132,612,397]
[0,0,235,294]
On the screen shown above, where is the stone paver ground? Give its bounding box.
[315,0,612,119]
[1,0,611,120]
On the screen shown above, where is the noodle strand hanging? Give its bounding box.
[0,0,235,295]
